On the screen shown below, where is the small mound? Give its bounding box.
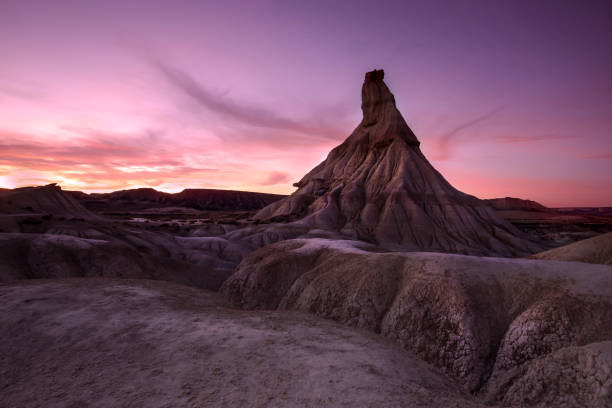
[484,197,547,212]
[530,231,612,265]
[0,232,231,290]
[0,184,95,218]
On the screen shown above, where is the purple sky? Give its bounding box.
[0,0,610,206]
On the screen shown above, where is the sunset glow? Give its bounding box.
[1,0,610,206]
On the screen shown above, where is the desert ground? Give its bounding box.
[1,70,611,407]
[1,278,486,408]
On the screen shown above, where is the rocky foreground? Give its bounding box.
[222,239,612,407]
[1,279,484,408]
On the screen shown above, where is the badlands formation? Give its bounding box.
[222,238,612,406]
[255,70,542,257]
[0,184,239,289]
[1,70,611,407]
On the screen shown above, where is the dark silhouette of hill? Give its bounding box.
[0,184,96,218]
[484,197,547,212]
[67,187,286,213]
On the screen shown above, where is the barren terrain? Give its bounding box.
[0,279,484,408]
[222,238,612,406]
[1,69,611,407]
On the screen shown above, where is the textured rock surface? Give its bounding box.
[0,279,484,408]
[255,70,541,257]
[221,238,612,405]
[486,342,612,407]
[530,231,612,265]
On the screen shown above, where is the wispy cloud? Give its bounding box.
[429,108,578,161]
[0,79,45,101]
[0,128,220,191]
[431,107,504,160]
[259,171,291,186]
[495,134,574,144]
[583,153,612,160]
[151,60,348,143]
[0,129,172,162]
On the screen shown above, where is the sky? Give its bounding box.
[0,0,610,207]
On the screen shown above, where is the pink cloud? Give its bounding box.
[0,128,221,191]
[259,171,291,186]
[0,125,333,195]
[429,107,504,160]
[583,154,612,160]
[495,134,575,144]
[155,61,312,132]
[442,170,612,208]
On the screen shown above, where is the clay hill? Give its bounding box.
[255,70,541,257]
[0,184,96,219]
[0,185,238,290]
[531,231,612,265]
[69,187,285,213]
[484,197,547,212]
[222,238,612,406]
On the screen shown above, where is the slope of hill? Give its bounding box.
[484,197,547,211]
[221,238,612,406]
[0,184,96,218]
[0,231,231,290]
[530,231,612,265]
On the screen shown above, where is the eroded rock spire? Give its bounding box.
[255,70,542,256]
[357,69,420,147]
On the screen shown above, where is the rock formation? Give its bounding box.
[255,70,541,256]
[221,238,612,405]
